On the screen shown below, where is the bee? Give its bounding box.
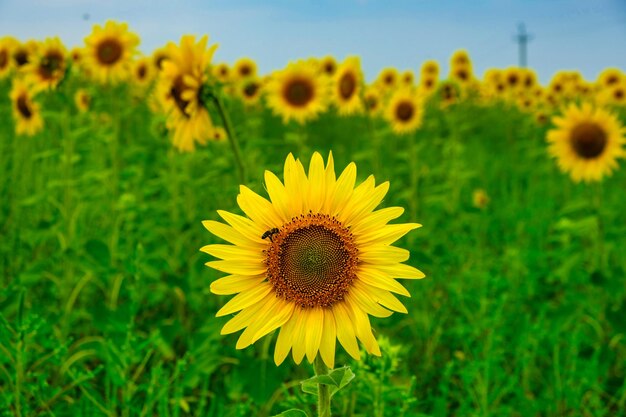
[262,228,280,242]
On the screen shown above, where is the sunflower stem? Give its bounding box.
[211,94,247,184]
[314,356,332,417]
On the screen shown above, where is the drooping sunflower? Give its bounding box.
[83,20,139,83]
[333,56,363,116]
[233,57,257,80]
[202,152,424,367]
[547,103,625,182]
[10,79,43,136]
[23,37,67,91]
[156,35,218,152]
[266,60,329,124]
[132,57,153,86]
[74,88,91,113]
[0,37,13,79]
[385,88,423,135]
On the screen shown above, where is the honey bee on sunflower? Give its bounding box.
[83,20,140,83]
[10,78,44,136]
[385,88,424,134]
[332,56,363,116]
[547,103,625,183]
[266,60,329,124]
[156,35,218,152]
[202,152,424,368]
[23,37,67,91]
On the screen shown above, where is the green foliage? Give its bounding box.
[1,77,626,417]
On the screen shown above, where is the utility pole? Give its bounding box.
[513,23,533,68]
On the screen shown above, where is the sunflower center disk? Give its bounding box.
[97,39,123,65]
[284,79,314,107]
[396,102,414,122]
[17,95,32,119]
[339,73,356,99]
[266,214,358,308]
[571,122,607,159]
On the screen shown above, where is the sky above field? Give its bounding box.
[1,0,625,83]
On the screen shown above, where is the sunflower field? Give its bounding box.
[1,20,626,417]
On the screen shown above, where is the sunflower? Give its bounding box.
[12,40,38,68]
[504,67,522,91]
[70,47,83,64]
[437,80,460,107]
[376,68,399,91]
[421,60,439,78]
[211,126,228,141]
[451,50,471,68]
[472,189,489,209]
[364,86,382,117]
[132,57,153,86]
[233,57,257,80]
[319,56,337,77]
[10,79,43,136]
[266,60,329,124]
[239,76,263,105]
[0,37,13,78]
[333,56,363,116]
[202,152,424,367]
[385,88,423,134]
[74,89,91,113]
[213,62,231,83]
[23,37,67,91]
[156,35,218,151]
[450,65,473,86]
[597,68,622,90]
[547,103,625,182]
[152,46,170,71]
[419,73,438,95]
[83,20,139,83]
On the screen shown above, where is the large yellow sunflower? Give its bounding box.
[332,56,363,116]
[547,103,625,182]
[385,88,424,134]
[23,37,67,91]
[202,152,424,367]
[156,35,218,152]
[83,20,139,83]
[10,79,43,136]
[266,61,329,124]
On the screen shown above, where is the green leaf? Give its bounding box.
[271,409,308,417]
[301,366,355,397]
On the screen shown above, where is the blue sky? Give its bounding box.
[1,0,625,83]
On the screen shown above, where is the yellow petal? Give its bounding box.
[358,246,410,264]
[332,302,361,360]
[205,260,267,277]
[274,311,299,366]
[319,309,337,368]
[220,296,270,335]
[291,310,308,364]
[345,296,381,356]
[200,244,263,261]
[264,170,291,221]
[307,152,326,213]
[210,274,266,295]
[357,283,408,314]
[202,220,261,249]
[237,186,283,231]
[217,210,266,244]
[345,288,393,318]
[216,283,272,317]
[378,263,426,279]
[305,307,324,363]
[350,207,405,235]
[328,162,356,215]
[357,267,411,297]
[343,181,389,226]
[283,154,303,215]
[251,300,295,344]
[355,223,421,246]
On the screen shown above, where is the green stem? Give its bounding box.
[211,95,247,184]
[314,356,331,417]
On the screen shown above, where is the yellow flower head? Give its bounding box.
[23,37,67,91]
[332,56,363,116]
[385,88,424,134]
[83,20,140,83]
[74,88,91,113]
[202,152,424,368]
[547,103,626,183]
[233,57,257,80]
[10,78,44,136]
[266,60,329,124]
[0,37,14,78]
